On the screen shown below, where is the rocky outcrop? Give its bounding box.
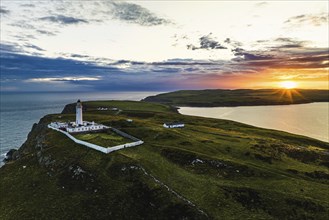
[61,103,76,114]
[19,119,49,154]
[3,149,19,162]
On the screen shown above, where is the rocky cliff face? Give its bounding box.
[61,103,76,114]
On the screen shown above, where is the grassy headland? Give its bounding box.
[1,100,328,219]
[142,89,329,107]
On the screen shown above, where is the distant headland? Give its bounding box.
[142,89,329,107]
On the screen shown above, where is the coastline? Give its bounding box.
[178,102,329,143]
[142,89,329,107]
[2,99,329,219]
[174,100,327,108]
[2,90,328,167]
[0,91,161,168]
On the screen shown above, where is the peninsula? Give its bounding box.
[1,100,328,219]
[142,89,329,107]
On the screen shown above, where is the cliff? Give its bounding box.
[1,100,329,219]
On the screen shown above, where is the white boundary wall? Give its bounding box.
[48,125,144,154]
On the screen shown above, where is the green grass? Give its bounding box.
[73,130,132,147]
[78,100,174,113]
[63,101,175,115]
[1,101,329,219]
[143,89,329,107]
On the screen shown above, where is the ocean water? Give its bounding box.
[179,103,329,143]
[0,91,159,165]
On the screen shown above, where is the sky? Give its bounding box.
[0,0,328,92]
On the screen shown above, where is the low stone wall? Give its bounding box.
[47,125,143,154]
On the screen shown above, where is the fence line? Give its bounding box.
[47,125,143,154]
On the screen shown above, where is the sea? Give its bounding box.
[1,92,328,167]
[0,91,160,166]
[179,103,329,143]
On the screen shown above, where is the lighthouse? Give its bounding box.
[76,99,83,125]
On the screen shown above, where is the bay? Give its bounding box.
[179,103,329,143]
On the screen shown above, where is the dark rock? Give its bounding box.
[3,149,19,162]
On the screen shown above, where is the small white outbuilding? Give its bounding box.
[163,122,185,128]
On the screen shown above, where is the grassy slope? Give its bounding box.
[1,100,329,219]
[142,89,329,107]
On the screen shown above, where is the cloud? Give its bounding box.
[224,38,231,44]
[285,13,328,26]
[236,48,328,70]
[36,30,57,36]
[0,45,233,91]
[254,37,307,50]
[110,2,171,26]
[70,54,91,58]
[1,40,328,92]
[0,7,10,14]
[10,21,36,30]
[0,42,45,56]
[25,77,100,83]
[223,38,243,47]
[232,48,273,60]
[40,15,88,25]
[187,34,227,50]
[20,4,35,8]
[275,44,303,49]
[275,37,297,43]
[0,44,117,80]
[272,37,306,49]
[255,2,268,7]
[0,43,22,53]
[24,44,45,51]
[230,41,329,72]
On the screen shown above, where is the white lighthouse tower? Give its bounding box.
[76,99,83,126]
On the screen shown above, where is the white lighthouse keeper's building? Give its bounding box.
[76,99,83,125]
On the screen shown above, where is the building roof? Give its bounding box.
[164,122,184,126]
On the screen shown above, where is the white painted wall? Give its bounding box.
[48,124,144,154]
[66,124,108,133]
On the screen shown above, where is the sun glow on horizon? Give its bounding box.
[279,81,298,89]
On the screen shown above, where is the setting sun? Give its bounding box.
[280,81,297,89]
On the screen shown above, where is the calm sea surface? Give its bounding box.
[0,91,159,166]
[179,103,329,143]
